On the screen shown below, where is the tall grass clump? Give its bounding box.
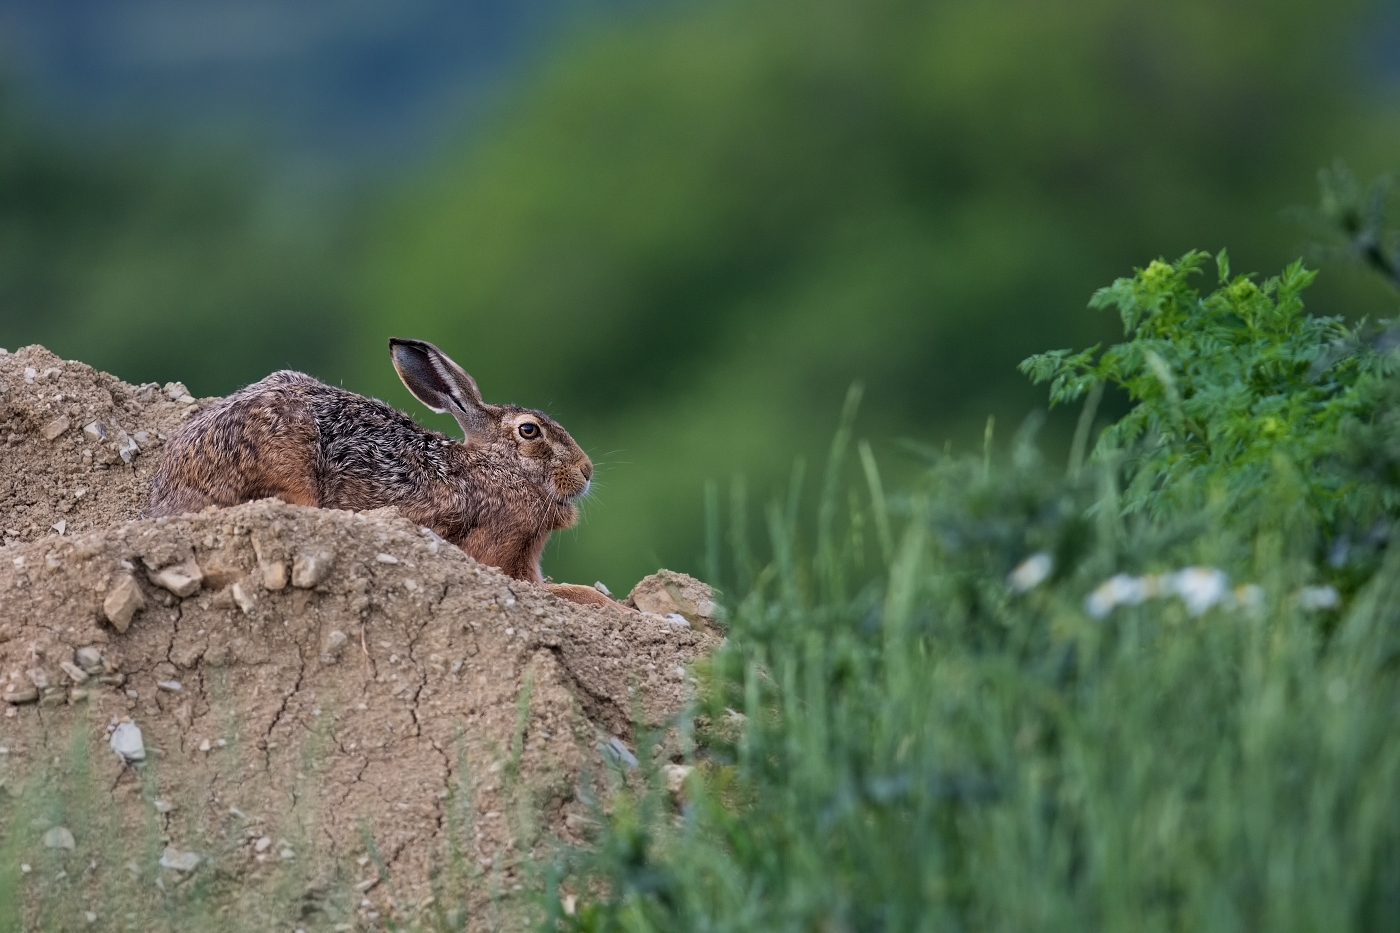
[544,253,1400,931]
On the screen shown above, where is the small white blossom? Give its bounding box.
[1086,566,1235,618]
[1085,574,1148,618]
[1298,585,1340,610]
[1008,552,1053,593]
[1164,567,1231,616]
[1085,568,1341,620]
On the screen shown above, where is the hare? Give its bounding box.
[148,338,615,607]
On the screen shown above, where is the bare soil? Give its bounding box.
[0,346,718,931]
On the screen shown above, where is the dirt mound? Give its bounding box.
[0,344,203,546]
[0,346,718,930]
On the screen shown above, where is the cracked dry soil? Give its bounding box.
[0,346,719,930]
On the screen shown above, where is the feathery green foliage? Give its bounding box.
[1021,252,1399,539]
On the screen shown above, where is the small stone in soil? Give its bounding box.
[158,846,200,873]
[42,416,71,441]
[43,826,76,849]
[110,721,145,762]
[59,661,88,684]
[231,582,256,615]
[603,737,639,769]
[103,576,145,633]
[75,647,103,674]
[292,548,334,587]
[112,427,139,464]
[663,763,694,796]
[149,558,203,598]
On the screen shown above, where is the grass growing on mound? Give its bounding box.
[544,256,1400,932]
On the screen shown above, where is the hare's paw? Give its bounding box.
[545,582,630,610]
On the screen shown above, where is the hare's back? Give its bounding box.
[149,370,328,515]
[150,370,456,517]
[303,381,458,510]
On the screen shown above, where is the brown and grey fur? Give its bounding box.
[148,338,612,606]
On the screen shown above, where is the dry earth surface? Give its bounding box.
[0,346,720,931]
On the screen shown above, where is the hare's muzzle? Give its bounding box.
[552,460,592,502]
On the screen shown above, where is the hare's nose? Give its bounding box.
[580,462,593,482]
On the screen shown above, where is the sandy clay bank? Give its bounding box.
[0,345,719,930]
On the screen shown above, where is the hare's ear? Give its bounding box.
[389,338,490,439]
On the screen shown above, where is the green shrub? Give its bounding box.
[543,255,1400,932]
[1020,251,1398,542]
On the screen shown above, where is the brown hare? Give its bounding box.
[148,338,614,607]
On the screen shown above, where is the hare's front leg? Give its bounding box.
[545,582,632,609]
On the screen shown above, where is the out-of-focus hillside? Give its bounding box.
[350,0,1400,587]
[2,0,1399,590]
[0,0,589,172]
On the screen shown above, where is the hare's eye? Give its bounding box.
[518,423,540,440]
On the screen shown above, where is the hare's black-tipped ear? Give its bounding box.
[389,338,490,439]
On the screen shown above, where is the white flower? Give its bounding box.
[1085,566,1237,618]
[1298,585,1340,610]
[1008,552,1053,593]
[1085,574,1148,618]
[1164,567,1231,616]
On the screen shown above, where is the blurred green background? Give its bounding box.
[2,0,1398,590]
